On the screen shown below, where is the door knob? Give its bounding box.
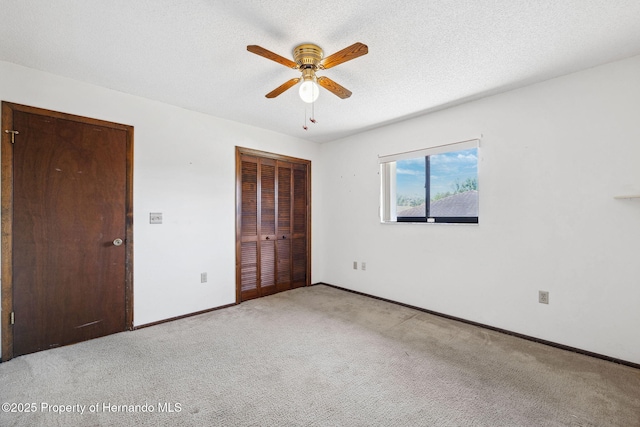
[113,238,124,246]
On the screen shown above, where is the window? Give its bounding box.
[380,139,479,224]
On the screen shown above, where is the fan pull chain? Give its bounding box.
[302,107,308,130]
[310,101,317,124]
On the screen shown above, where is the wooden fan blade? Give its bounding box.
[247,45,298,69]
[320,42,368,70]
[317,76,352,99]
[266,78,300,98]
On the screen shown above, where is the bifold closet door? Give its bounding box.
[259,158,277,296]
[290,163,308,289]
[275,162,292,292]
[239,154,260,300]
[237,150,309,302]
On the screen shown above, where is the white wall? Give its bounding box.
[0,61,321,333]
[316,55,640,364]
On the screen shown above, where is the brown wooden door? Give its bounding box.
[236,148,310,302]
[2,103,133,359]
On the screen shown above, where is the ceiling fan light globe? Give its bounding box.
[299,80,319,103]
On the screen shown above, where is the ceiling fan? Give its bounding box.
[247,42,368,103]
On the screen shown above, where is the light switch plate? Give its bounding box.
[150,213,163,224]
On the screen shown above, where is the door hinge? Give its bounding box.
[10,312,15,325]
[4,130,19,144]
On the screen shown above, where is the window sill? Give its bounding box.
[380,221,479,226]
[614,194,640,199]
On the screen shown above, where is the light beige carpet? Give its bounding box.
[1,284,639,426]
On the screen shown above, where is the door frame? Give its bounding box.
[235,147,311,304]
[1,102,135,361]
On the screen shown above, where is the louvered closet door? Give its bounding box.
[276,161,292,292]
[291,163,308,289]
[260,159,277,296]
[238,149,310,302]
[239,155,260,300]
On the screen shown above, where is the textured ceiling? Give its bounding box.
[2,1,640,143]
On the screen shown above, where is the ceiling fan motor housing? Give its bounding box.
[293,44,323,69]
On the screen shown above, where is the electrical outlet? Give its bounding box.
[539,290,549,304]
[361,262,366,271]
[201,272,207,283]
[353,261,358,270]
